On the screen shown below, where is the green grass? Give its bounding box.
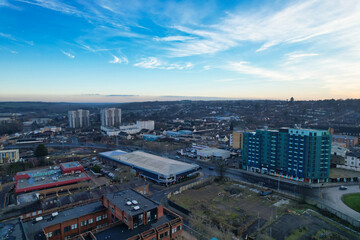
[342,193,360,213]
[285,228,307,240]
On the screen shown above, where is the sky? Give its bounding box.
[0,0,360,102]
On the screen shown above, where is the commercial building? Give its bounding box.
[332,134,358,148]
[230,131,244,149]
[68,109,90,128]
[0,149,19,164]
[136,121,155,131]
[100,108,122,127]
[331,143,349,157]
[197,148,231,161]
[2,189,183,240]
[99,150,199,184]
[242,128,331,182]
[14,162,91,198]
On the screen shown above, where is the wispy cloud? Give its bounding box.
[109,54,128,64]
[228,61,293,82]
[0,0,21,9]
[134,57,193,70]
[61,50,75,59]
[153,36,195,42]
[287,52,319,60]
[167,0,360,56]
[0,32,34,45]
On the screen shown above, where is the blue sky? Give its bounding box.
[0,0,360,102]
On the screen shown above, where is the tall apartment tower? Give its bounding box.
[100,108,122,127]
[68,109,90,128]
[242,128,331,182]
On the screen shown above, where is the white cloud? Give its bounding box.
[109,54,128,64]
[168,0,360,56]
[203,65,211,70]
[0,32,34,45]
[287,52,319,60]
[228,61,294,82]
[61,50,75,59]
[153,36,195,42]
[134,57,193,70]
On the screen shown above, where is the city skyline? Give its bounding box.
[1,0,360,102]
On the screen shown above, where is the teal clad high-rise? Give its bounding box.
[242,128,331,182]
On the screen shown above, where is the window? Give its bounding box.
[177,225,182,231]
[96,216,102,221]
[45,232,52,237]
[102,214,107,219]
[164,231,169,236]
[160,233,164,239]
[124,217,127,223]
[88,218,93,224]
[64,226,70,232]
[172,228,177,234]
[71,224,77,230]
[54,229,61,236]
[65,236,71,240]
[81,220,87,227]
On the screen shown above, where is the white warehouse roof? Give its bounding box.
[100,150,198,177]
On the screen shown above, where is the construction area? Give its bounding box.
[169,179,360,240]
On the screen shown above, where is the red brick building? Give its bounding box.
[21,189,183,240]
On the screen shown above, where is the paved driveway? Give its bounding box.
[322,185,360,221]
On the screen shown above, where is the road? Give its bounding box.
[0,183,13,209]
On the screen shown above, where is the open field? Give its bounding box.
[330,168,360,178]
[342,193,360,213]
[170,180,360,240]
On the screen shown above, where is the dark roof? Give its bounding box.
[0,218,27,240]
[347,151,360,158]
[22,201,105,239]
[94,210,177,240]
[104,189,158,216]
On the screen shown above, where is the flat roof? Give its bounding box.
[60,162,81,169]
[0,218,27,240]
[16,167,90,193]
[95,210,177,240]
[104,189,158,216]
[100,151,198,177]
[22,201,105,239]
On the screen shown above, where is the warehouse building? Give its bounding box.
[99,150,199,184]
[196,148,231,161]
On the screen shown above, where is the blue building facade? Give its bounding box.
[242,128,331,182]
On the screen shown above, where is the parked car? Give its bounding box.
[339,185,347,190]
[208,166,215,170]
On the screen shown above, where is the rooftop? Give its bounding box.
[100,150,198,177]
[60,161,81,169]
[15,166,90,194]
[22,201,105,239]
[94,210,177,240]
[104,189,158,216]
[0,218,27,240]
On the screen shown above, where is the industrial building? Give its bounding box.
[100,108,122,127]
[0,149,19,164]
[242,128,331,182]
[196,148,231,161]
[14,162,91,198]
[99,150,199,184]
[68,109,90,128]
[1,189,183,240]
